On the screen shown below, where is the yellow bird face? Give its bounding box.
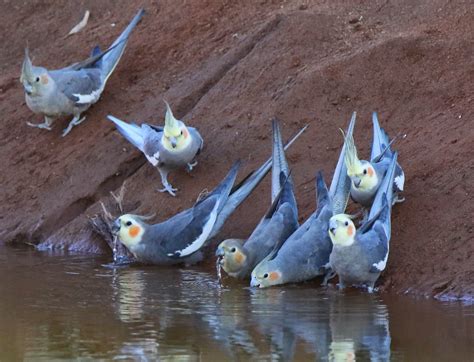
[328,214,356,246]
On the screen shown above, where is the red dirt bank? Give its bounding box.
[0,0,472,299]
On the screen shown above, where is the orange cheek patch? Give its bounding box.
[347,225,354,237]
[269,271,280,281]
[41,75,49,85]
[368,167,374,177]
[182,128,189,138]
[128,225,141,238]
[234,251,244,264]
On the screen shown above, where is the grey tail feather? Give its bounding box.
[213,124,307,237]
[271,117,290,203]
[315,171,330,214]
[197,160,241,210]
[262,172,288,220]
[330,112,356,215]
[358,195,388,234]
[369,152,398,220]
[371,112,392,161]
[100,8,145,82]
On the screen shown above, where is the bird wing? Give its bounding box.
[161,193,222,258]
[51,68,103,105]
[162,162,241,258]
[359,222,390,273]
[107,115,145,153]
[188,127,204,154]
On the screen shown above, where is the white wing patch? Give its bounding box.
[145,151,160,167]
[73,88,102,105]
[168,200,221,257]
[372,252,389,271]
[394,173,405,192]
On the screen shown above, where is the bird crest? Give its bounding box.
[163,101,182,137]
[340,128,363,176]
[20,48,34,84]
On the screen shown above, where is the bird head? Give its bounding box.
[20,49,52,97]
[112,214,147,251]
[162,101,191,151]
[216,239,247,274]
[341,129,378,191]
[328,214,356,246]
[250,260,282,288]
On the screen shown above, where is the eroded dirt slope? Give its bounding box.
[0,0,473,299]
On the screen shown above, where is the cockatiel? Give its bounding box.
[343,112,404,207]
[107,101,203,196]
[250,113,356,288]
[20,9,144,137]
[111,124,307,266]
[216,118,299,279]
[328,151,399,292]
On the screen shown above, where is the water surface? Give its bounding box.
[0,247,472,361]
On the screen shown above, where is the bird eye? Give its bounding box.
[363,169,367,175]
[180,130,183,136]
[231,247,236,253]
[35,77,40,82]
[125,221,132,227]
[344,221,349,226]
[263,273,269,279]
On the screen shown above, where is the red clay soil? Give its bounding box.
[1,0,472,300]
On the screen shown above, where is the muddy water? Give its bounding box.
[0,247,472,361]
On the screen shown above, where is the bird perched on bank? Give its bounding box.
[216,118,299,279]
[20,9,144,137]
[250,113,356,288]
[343,112,404,208]
[328,151,399,292]
[111,124,307,266]
[107,101,203,196]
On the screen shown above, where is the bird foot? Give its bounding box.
[62,116,86,137]
[187,161,198,172]
[26,121,52,130]
[393,195,405,204]
[158,184,178,197]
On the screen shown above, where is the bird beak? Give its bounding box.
[23,83,33,95]
[329,219,338,235]
[170,137,177,148]
[215,247,225,257]
[111,219,121,235]
[353,176,361,188]
[250,275,260,288]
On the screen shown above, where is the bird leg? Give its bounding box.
[322,269,337,286]
[157,168,178,196]
[187,160,198,172]
[62,115,86,137]
[27,115,54,130]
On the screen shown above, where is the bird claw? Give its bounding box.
[26,121,52,131]
[62,116,86,137]
[158,185,178,197]
[187,161,198,172]
[393,195,405,204]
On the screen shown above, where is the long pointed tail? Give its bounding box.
[271,118,290,202]
[371,112,391,161]
[330,112,356,215]
[100,9,145,83]
[107,115,144,152]
[211,124,307,237]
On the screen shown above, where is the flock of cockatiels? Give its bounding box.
[20,9,405,292]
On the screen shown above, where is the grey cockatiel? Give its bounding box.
[20,9,144,137]
[250,113,356,288]
[343,112,404,207]
[107,101,203,196]
[215,118,299,279]
[111,125,307,266]
[328,151,399,292]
